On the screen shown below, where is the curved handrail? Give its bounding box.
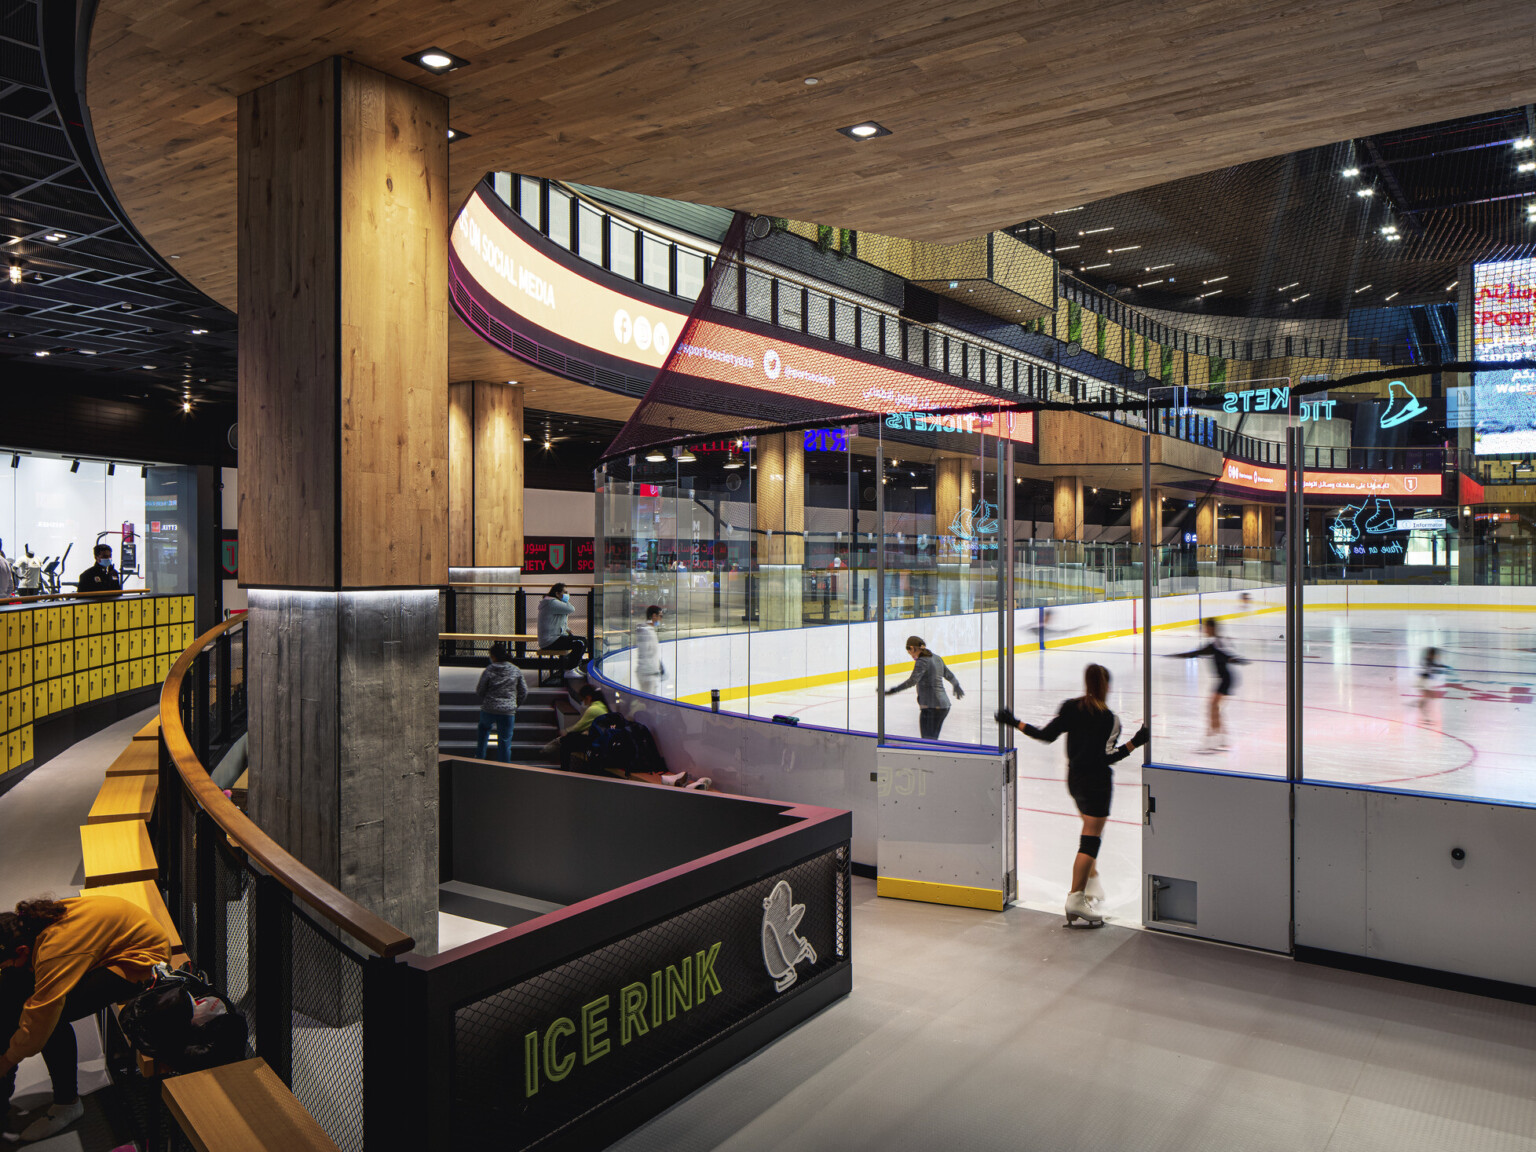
[159,616,415,959]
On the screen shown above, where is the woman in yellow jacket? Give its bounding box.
[0,895,170,1142]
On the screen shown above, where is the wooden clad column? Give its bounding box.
[1197,497,1220,561]
[449,380,525,569]
[1130,488,1163,545]
[1053,476,1084,542]
[239,57,447,951]
[935,457,973,614]
[1243,504,1275,559]
[755,433,804,629]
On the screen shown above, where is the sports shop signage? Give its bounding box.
[450,185,1033,446]
[522,536,594,575]
[451,851,846,1149]
[1217,459,1443,500]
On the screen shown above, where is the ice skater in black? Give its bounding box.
[1168,618,1247,753]
[996,664,1147,927]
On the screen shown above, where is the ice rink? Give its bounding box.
[726,607,1536,925]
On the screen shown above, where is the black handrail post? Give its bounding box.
[252,873,293,1084]
[515,588,526,637]
[216,631,232,746]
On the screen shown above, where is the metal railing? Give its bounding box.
[440,583,600,664]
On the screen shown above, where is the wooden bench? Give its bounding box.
[80,819,157,885]
[162,1057,343,1152]
[133,715,161,741]
[87,772,159,824]
[80,879,189,966]
[105,740,158,777]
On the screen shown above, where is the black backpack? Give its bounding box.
[118,963,248,1074]
[583,711,638,776]
[629,720,667,774]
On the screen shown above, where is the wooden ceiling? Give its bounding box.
[87,0,1536,332]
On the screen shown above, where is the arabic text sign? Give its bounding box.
[1219,459,1442,499]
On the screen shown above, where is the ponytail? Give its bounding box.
[1082,664,1111,711]
[905,635,934,659]
[0,897,68,961]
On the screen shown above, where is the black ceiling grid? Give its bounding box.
[0,0,236,415]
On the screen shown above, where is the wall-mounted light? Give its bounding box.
[403,48,470,73]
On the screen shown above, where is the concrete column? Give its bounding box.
[1196,497,1220,561]
[755,432,803,629]
[1053,476,1084,542]
[1243,504,1275,559]
[1130,488,1164,545]
[239,57,447,951]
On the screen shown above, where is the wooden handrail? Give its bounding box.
[159,617,415,959]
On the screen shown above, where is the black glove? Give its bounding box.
[1130,723,1150,748]
[994,707,1019,729]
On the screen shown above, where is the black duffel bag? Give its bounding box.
[117,963,248,1074]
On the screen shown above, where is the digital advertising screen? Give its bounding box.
[1472,256,1536,455]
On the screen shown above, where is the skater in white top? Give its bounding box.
[635,605,665,695]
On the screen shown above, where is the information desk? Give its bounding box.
[395,759,853,1151]
[0,593,195,779]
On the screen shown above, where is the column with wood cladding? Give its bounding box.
[1053,476,1084,542]
[755,432,804,629]
[1131,488,1164,545]
[238,57,446,951]
[1197,497,1220,560]
[449,380,524,635]
[1243,504,1275,560]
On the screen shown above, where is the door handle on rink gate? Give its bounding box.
[1142,785,1155,825]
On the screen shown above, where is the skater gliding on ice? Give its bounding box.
[1169,618,1247,753]
[996,664,1147,927]
[885,636,964,740]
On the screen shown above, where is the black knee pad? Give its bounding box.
[1078,835,1102,859]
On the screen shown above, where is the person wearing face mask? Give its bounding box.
[76,544,121,595]
[537,582,586,673]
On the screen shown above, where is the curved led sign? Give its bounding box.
[450,186,1032,445]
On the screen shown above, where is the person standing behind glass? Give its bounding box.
[474,642,527,762]
[635,605,665,695]
[884,635,964,740]
[77,544,122,595]
[538,583,587,672]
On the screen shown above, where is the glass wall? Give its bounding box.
[0,454,148,592]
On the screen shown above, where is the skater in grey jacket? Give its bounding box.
[475,643,528,762]
[885,635,964,740]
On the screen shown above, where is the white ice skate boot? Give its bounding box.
[1084,872,1105,902]
[1065,890,1104,928]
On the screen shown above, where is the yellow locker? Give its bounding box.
[128,661,142,690]
[133,599,146,629]
[155,653,170,682]
[165,596,178,624]
[59,675,73,711]
[21,649,33,687]
[156,598,169,625]
[153,625,167,655]
[71,605,86,637]
[128,630,141,660]
[5,689,15,729]
[6,652,17,690]
[46,678,58,715]
[2,612,13,649]
[46,607,60,642]
[18,724,31,764]
[8,730,19,767]
[32,683,45,721]
[113,634,127,663]
[114,663,129,694]
[86,668,99,702]
[87,603,101,635]
[47,642,61,678]
[31,609,45,643]
[182,596,194,622]
[86,636,100,668]
[73,671,86,705]
[114,602,128,631]
[1,734,9,774]
[60,608,73,640]
[19,685,32,724]
[0,649,7,693]
[60,642,73,676]
[72,639,85,670]
[18,611,31,648]
[183,622,196,649]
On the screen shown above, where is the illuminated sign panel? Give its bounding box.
[451,188,1032,445]
[1217,459,1442,499]
[1472,256,1536,455]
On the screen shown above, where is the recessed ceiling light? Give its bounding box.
[1080,263,1110,271]
[182,400,192,413]
[1079,226,1114,235]
[1055,244,1080,252]
[44,231,66,242]
[1202,275,1228,284]
[1342,167,1360,177]
[1516,137,1534,149]
[1144,263,1174,271]
[404,48,469,73]
[81,349,96,355]
[1199,289,1222,298]
[1446,281,1459,290]
[446,127,470,142]
[1137,279,1164,287]
[1107,245,1141,253]
[1519,161,1536,173]
[1290,293,1310,302]
[33,349,49,356]
[191,328,208,335]
[1356,188,1374,197]
[1384,291,1399,301]
[804,77,820,85]
[1278,282,1300,291]
[838,121,890,140]
[141,364,155,369]
[120,303,133,310]
[1354,284,1373,293]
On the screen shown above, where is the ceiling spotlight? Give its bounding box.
[1519,161,1536,173]
[7,265,19,284]
[1354,284,1373,293]
[544,438,553,450]
[33,349,48,357]
[10,454,18,468]
[1516,137,1534,149]
[1290,293,1311,302]
[645,449,667,462]
[1199,289,1222,298]
[1356,188,1374,197]
[191,328,208,335]
[1278,282,1300,291]
[446,127,471,142]
[107,462,115,476]
[181,400,192,413]
[44,231,66,242]
[1202,275,1228,284]
[1384,292,1399,301]
[120,303,133,310]
[70,459,79,473]
[404,48,469,73]
[1342,167,1360,177]
[803,77,820,85]
[837,121,891,140]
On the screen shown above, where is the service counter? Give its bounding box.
[0,592,195,786]
[392,758,852,1151]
